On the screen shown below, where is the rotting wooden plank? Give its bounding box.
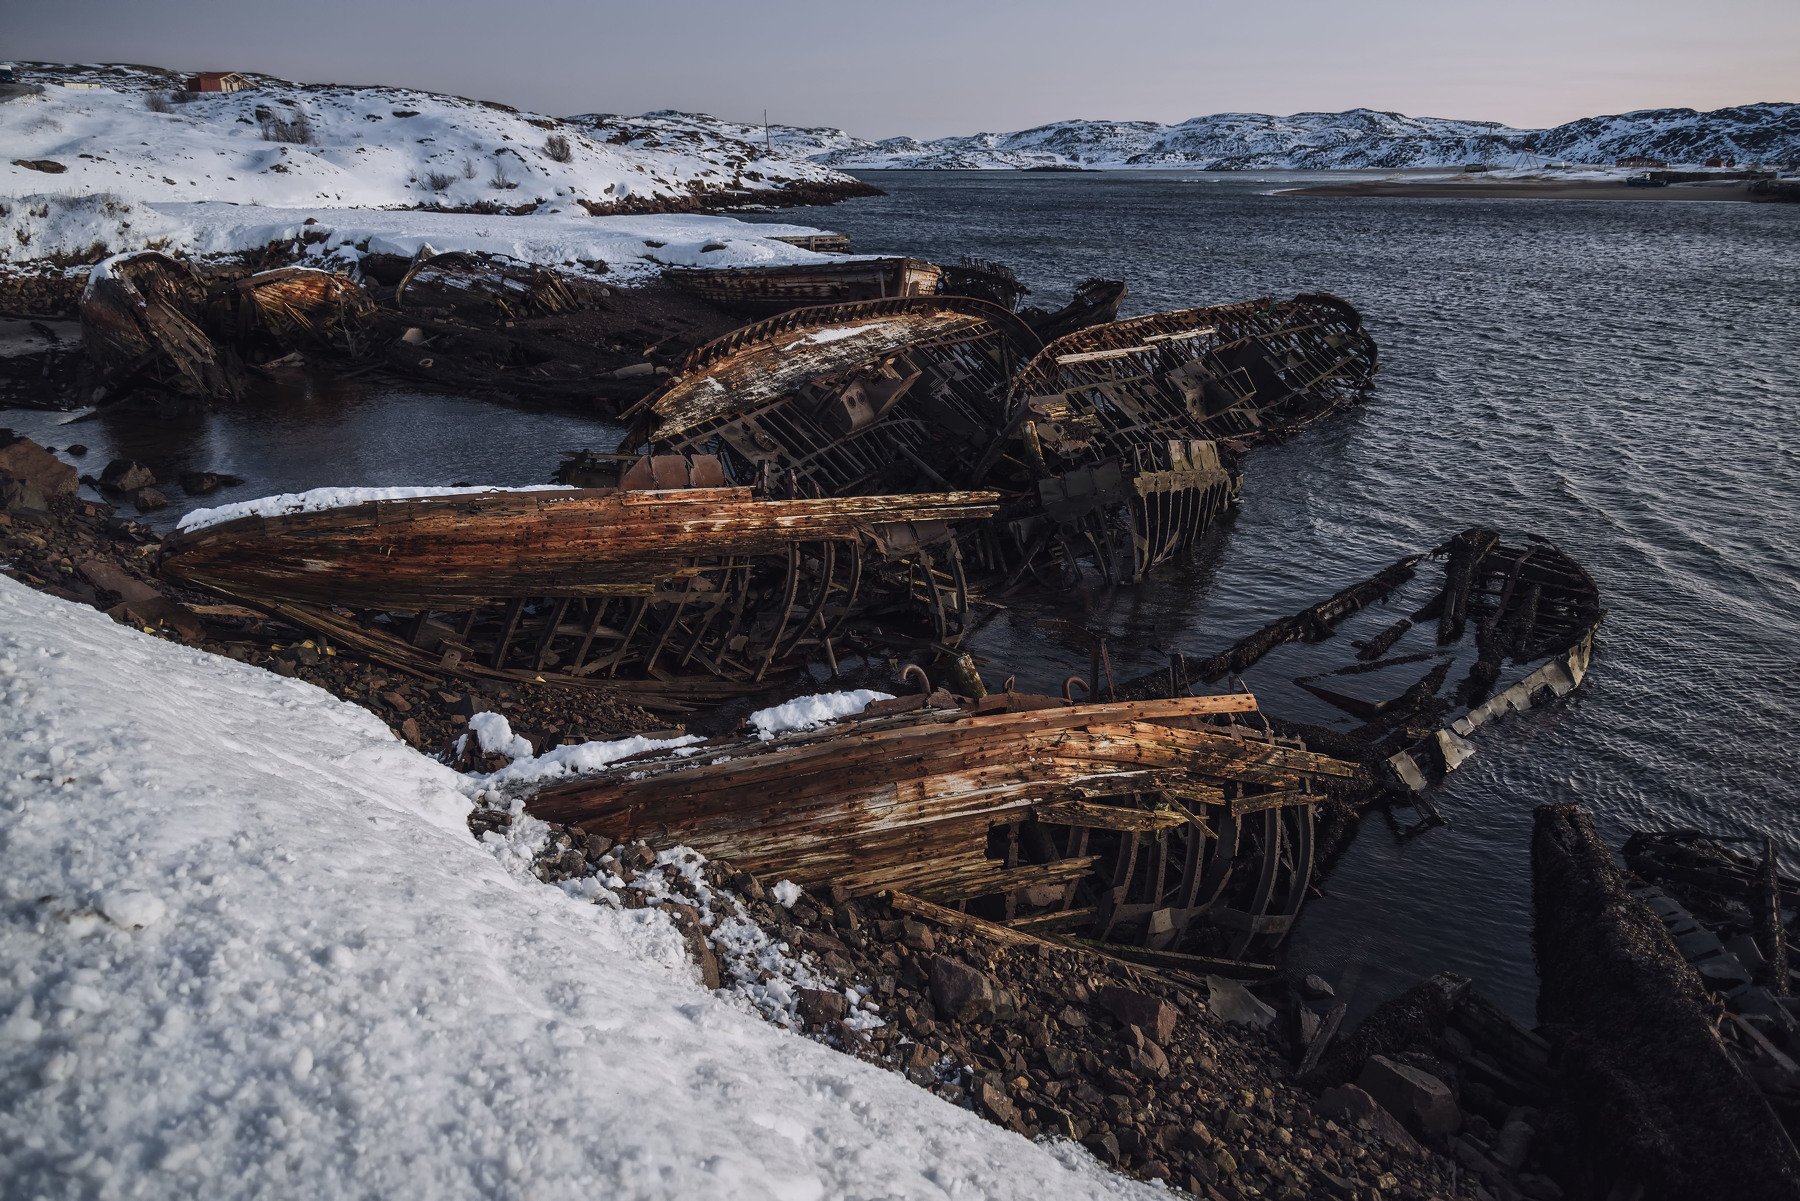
[918,856,1101,903]
[1031,798,1195,833]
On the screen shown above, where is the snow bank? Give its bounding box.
[37,201,845,284]
[175,483,577,532]
[159,202,844,284]
[0,574,1162,1199]
[748,689,895,740]
[0,193,184,265]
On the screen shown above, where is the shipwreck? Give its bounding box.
[527,685,1363,965]
[158,464,999,708]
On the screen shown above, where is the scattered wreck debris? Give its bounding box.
[1532,805,1800,1200]
[526,684,1364,963]
[394,249,603,320]
[156,466,1000,708]
[208,265,374,358]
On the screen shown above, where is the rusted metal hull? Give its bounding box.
[666,257,945,315]
[527,690,1366,959]
[156,473,1001,704]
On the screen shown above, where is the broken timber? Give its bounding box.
[526,689,1367,959]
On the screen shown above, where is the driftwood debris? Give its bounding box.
[157,465,999,707]
[527,687,1365,959]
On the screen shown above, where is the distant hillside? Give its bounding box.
[0,62,870,213]
[656,104,1800,171]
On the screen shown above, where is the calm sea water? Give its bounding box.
[6,172,1794,1020]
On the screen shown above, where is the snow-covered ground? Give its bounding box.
[5,195,848,281]
[0,574,1165,1198]
[0,62,856,214]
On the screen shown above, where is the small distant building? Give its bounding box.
[1616,154,1667,169]
[1703,155,1737,169]
[184,71,249,93]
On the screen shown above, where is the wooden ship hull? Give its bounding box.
[665,257,945,315]
[157,470,1000,707]
[209,266,373,355]
[395,249,602,320]
[527,689,1367,962]
[1114,528,1605,812]
[626,291,1375,588]
[79,251,238,401]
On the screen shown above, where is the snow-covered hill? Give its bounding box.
[0,62,866,213]
[706,104,1800,170]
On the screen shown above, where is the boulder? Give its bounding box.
[99,459,157,493]
[1097,985,1177,1043]
[1318,1083,1380,1124]
[1205,975,1277,1028]
[1358,1053,1462,1135]
[797,987,849,1027]
[929,956,996,1024]
[0,435,77,500]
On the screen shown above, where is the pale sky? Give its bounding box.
[10,0,1796,138]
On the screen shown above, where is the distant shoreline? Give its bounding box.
[1278,177,1767,202]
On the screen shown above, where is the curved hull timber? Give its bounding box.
[527,689,1367,963]
[1115,527,1605,816]
[625,295,1042,495]
[79,251,237,401]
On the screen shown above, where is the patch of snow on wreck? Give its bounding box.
[0,576,1163,1199]
[749,689,896,740]
[176,483,577,532]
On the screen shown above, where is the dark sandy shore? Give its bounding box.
[1281,177,1763,202]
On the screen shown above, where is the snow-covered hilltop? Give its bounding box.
[721,104,1800,170]
[0,62,870,214]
